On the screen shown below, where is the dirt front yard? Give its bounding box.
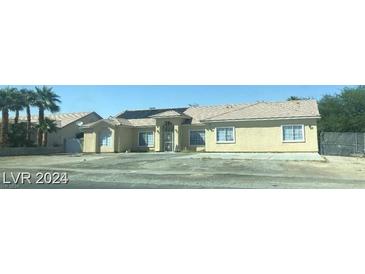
[0,153,365,188]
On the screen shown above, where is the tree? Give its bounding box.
[36,118,58,147]
[318,86,365,132]
[34,86,61,146]
[0,87,16,146]
[21,88,38,143]
[287,96,311,101]
[10,89,26,124]
[8,122,30,147]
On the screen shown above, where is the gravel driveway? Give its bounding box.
[0,153,364,188]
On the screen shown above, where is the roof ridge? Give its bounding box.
[117,106,186,113]
[203,102,260,121]
[114,100,318,116]
[264,99,317,104]
[115,102,251,116]
[187,102,249,109]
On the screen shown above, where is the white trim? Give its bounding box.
[215,127,236,144]
[189,129,206,147]
[138,130,155,147]
[281,124,306,143]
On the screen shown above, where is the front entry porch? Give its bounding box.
[155,120,182,152]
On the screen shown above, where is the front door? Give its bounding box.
[164,131,174,152]
[163,121,174,152]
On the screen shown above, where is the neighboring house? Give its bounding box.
[16,112,102,152]
[82,100,320,153]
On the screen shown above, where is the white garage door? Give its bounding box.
[65,138,83,153]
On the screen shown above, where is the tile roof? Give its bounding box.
[83,117,156,128]
[183,103,250,124]
[149,110,190,118]
[118,108,188,119]
[202,100,320,122]
[109,100,320,127]
[83,117,125,128]
[16,112,98,128]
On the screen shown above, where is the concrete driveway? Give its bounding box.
[0,152,364,188]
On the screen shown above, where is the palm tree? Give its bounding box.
[34,86,61,146]
[36,118,58,147]
[21,88,37,143]
[0,87,16,147]
[10,89,26,124]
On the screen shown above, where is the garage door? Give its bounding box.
[65,138,83,153]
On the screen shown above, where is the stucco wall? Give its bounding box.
[83,126,156,153]
[83,118,319,153]
[83,131,97,152]
[117,127,134,152]
[83,122,116,153]
[154,118,183,152]
[131,127,156,152]
[204,119,318,152]
[180,125,206,152]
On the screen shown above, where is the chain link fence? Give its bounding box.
[320,132,365,156]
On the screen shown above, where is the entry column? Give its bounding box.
[174,124,180,152]
[155,125,162,152]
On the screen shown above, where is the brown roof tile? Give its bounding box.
[202,100,320,121]
[108,100,320,128]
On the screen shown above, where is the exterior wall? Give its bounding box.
[204,119,319,152]
[83,125,156,153]
[83,131,97,152]
[154,118,183,152]
[131,127,156,152]
[83,123,116,153]
[180,125,206,152]
[47,112,102,148]
[83,118,319,153]
[117,126,134,152]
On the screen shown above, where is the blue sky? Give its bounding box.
[1,85,352,118]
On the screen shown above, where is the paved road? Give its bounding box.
[0,153,365,188]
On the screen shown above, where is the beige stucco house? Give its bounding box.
[82,100,320,153]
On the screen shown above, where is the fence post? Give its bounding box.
[319,132,323,154]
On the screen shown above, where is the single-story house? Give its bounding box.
[82,100,320,153]
[16,112,102,152]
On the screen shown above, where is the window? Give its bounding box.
[216,127,235,143]
[99,128,112,146]
[282,125,305,142]
[190,130,205,146]
[139,131,154,147]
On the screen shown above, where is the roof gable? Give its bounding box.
[149,110,191,118]
[82,117,129,128]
